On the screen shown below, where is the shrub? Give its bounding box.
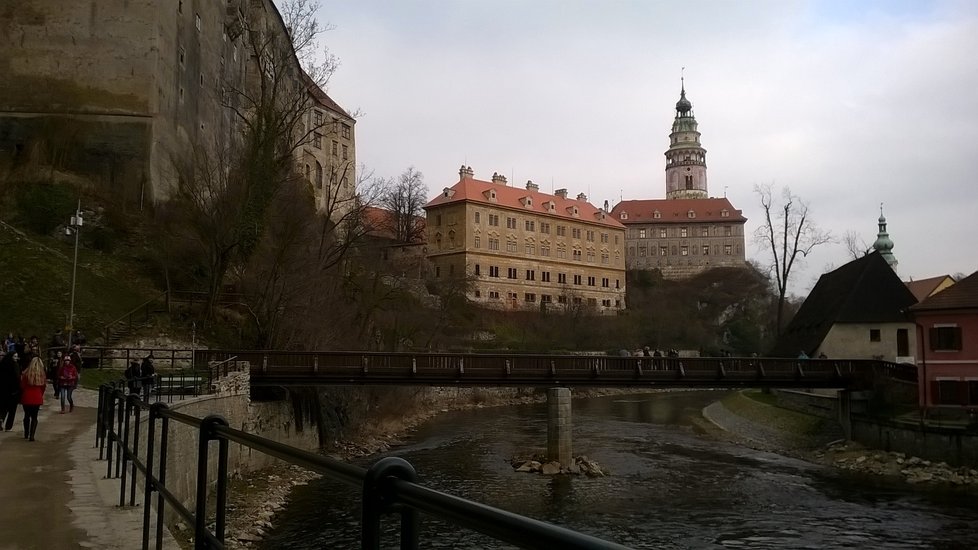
[14,182,77,234]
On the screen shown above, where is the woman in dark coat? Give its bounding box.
[0,352,22,431]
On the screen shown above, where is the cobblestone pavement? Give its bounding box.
[0,387,177,549]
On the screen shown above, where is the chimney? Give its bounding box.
[577,192,588,202]
[554,188,568,199]
[459,165,474,180]
[525,179,539,191]
[603,200,609,212]
[491,172,508,185]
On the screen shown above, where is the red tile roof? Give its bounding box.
[362,206,425,242]
[302,72,353,120]
[911,270,978,312]
[905,275,955,302]
[610,198,747,224]
[424,177,625,229]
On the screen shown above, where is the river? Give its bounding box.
[263,391,978,549]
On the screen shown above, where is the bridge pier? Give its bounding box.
[547,387,572,466]
[837,389,852,440]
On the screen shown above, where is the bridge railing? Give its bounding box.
[95,383,631,550]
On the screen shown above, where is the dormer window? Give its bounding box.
[567,206,579,217]
[619,211,628,220]
[542,200,556,213]
[443,187,456,198]
[653,210,661,219]
[483,189,497,202]
[721,209,729,218]
[520,196,533,208]
[687,210,696,219]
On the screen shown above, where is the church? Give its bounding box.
[611,83,748,279]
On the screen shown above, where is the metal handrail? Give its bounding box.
[102,291,169,343]
[96,385,631,550]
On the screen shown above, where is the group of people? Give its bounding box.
[124,355,156,400]
[1,334,82,441]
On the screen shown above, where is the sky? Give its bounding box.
[304,0,978,295]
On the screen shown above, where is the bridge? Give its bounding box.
[86,348,916,549]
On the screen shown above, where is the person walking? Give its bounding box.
[57,355,79,413]
[20,357,46,441]
[0,351,21,431]
[140,354,156,401]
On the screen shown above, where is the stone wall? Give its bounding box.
[851,416,978,467]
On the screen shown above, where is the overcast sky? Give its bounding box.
[307,0,978,294]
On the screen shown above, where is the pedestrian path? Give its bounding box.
[0,387,177,549]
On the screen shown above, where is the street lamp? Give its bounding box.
[66,200,83,347]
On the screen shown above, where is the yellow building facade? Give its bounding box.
[424,167,627,313]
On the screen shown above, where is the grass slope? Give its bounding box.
[0,221,152,341]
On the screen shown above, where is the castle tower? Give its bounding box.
[872,205,898,270]
[665,79,708,199]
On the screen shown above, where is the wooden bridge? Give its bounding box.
[193,350,915,390]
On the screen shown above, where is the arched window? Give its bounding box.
[315,161,323,189]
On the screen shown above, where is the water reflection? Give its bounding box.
[265,391,978,549]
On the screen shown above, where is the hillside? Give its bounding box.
[0,219,153,342]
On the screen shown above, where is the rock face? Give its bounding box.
[511,455,608,477]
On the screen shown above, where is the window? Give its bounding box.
[315,162,323,189]
[342,123,351,138]
[702,245,710,255]
[542,295,552,304]
[178,1,183,13]
[474,236,481,248]
[540,245,551,257]
[586,230,595,242]
[680,227,688,238]
[489,291,500,299]
[558,273,567,284]
[587,276,596,286]
[474,290,481,298]
[602,299,611,307]
[313,133,322,149]
[489,266,499,277]
[474,264,481,276]
[558,295,568,304]
[195,13,201,31]
[572,250,582,261]
[601,278,609,288]
[897,328,909,356]
[681,246,688,256]
[342,144,348,160]
[724,226,732,237]
[525,244,535,255]
[507,268,518,279]
[930,326,962,351]
[701,227,709,237]
[869,329,881,342]
[435,266,441,278]
[659,228,667,238]
[525,220,535,231]
[541,272,551,282]
[475,212,481,223]
[506,241,517,253]
[488,214,499,226]
[601,253,609,264]
[506,217,517,229]
[525,293,536,303]
[724,244,732,255]
[556,225,567,237]
[600,233,608,243]
[639,246,647,257]
[488,238,499,251]
[586,251,595,263]
[572,228,582,239]
[332,141,338,156]
[540,222,551,234]
[660,246,668,256]
[573,275,582,285]
[615,279,620,289]
[526,270,535,281]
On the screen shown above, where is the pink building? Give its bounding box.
[911,270,978,408]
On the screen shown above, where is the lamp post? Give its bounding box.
[66,200,83,348]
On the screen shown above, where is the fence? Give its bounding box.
[96,383,631,550]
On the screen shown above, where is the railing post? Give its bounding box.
[156,414,170,550]
[635,360,643,377]
[120,394,136,506]
[130,398,143,506]
[505,359,511,376]
[96,384,105,451]
[142,402,166,550]
[362,457,419,550]
[106,389,117,478]
[195,415,229,550]
[115,388,126,478]
[411,357,417,376]
[457,357,464,376]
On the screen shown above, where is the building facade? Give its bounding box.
[611,83,747,279]
[0,0,353,212]
[424,167,627,314]
[300,77,357,218]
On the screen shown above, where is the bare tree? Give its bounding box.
[754,183,833,335]
[843,230,870,260]
[380,167,428,243]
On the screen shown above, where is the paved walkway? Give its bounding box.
[0,387,177,549]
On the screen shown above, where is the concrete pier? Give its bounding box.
[547,387,572,466]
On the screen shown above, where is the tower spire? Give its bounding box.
[665,71,707,199]
[872,203,898,271]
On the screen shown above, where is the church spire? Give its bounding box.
[872,203,898,270]
[665,72,707,199]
